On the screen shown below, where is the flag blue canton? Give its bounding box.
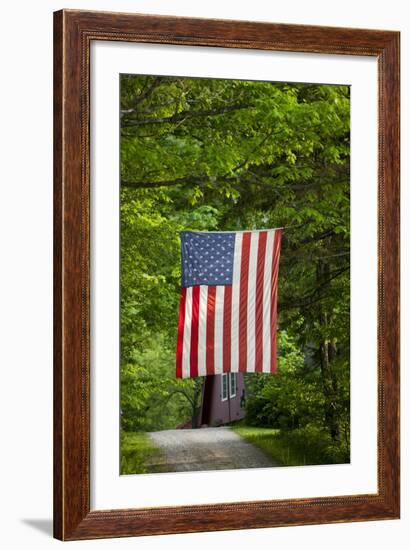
[181,231,235,288]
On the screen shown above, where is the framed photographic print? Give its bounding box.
[53,9,400,540]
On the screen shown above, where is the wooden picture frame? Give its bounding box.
[53,9,400,540]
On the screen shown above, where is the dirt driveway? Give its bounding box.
[148,427,280,472]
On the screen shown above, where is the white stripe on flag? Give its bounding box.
[246,231,259,372]
[230,232,243,373]
[214,285,225,374]
[262,230,275,372]
[182,286,192,378]
[197,285,208,376]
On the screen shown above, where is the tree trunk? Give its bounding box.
[319,340,340,440]
[317,260,340,441]
[191,378,205,428]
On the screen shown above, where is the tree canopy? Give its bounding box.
[120,74,350,460]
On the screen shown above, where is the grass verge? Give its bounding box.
[232,424,349,466]
[120,431,163,475]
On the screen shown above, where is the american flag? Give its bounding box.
[176,229,282,378]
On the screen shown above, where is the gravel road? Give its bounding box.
[148,427,280,472]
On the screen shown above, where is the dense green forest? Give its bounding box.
[120,74,350,471]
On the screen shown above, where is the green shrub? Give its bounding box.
[233,424,349,466]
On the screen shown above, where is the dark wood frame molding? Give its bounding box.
[54,9,400,540]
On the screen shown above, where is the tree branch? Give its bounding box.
[121,173,348,192]
[121,77,164,115]
[165,389,196,408]
[121,175,205,190]
[280,265,350,310]
[122,103,251,127]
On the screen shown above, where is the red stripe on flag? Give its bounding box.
[270,230,282,373]
[255,231,267,372]
[190,285,200,377]
[206,285,216,375]
[239,232,251,372]
[176,288,186,378]
[223,285,232,373]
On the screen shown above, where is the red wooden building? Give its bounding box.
[200,373,246,427]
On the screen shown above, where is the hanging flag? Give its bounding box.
[176,229,282,378]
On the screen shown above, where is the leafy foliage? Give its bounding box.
[232,424,349,466]
[120,75,350,461]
